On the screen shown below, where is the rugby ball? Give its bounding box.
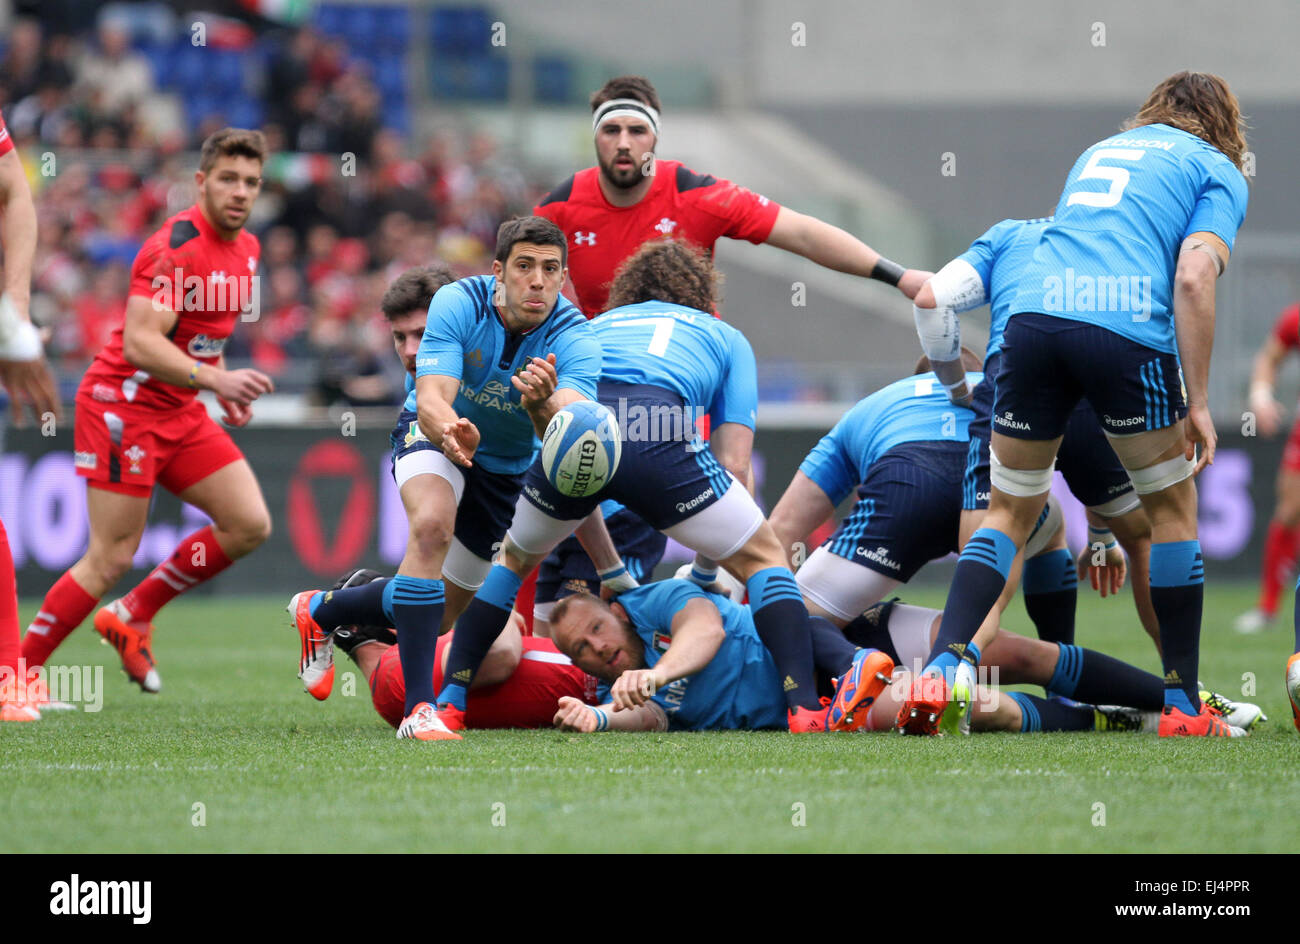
[541,401,621,497]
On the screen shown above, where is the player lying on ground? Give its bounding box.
[912,216,1161,658]
[288,217,603,739]
[22,128,276,697]
[841,599,1262,734]
[1237,301,1300,634]
[904,73,1250,737]
[319,569,599,730]
[546,584,1255,735]
[431,241,848,737]
[0,104,63,721]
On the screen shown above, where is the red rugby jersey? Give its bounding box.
[0,109,13,156]
[534,159,780,317]
[81,205,260,411]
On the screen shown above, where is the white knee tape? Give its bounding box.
[1089,490,1140,518]
[1128,454,1195,495]
[989,446,1054,497]
[1024,493,1063,558]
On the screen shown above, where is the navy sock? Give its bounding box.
[925,527,1016,680]
[747,567,821,710]
[436,565,522,711]
[1007,692,1095,732]
[808,616,861,678]
[309,578,391,632]
[1150,540,1204,713]
[1053,643,1163,711]
[386,576,444,714]
[1022,548,1077,646]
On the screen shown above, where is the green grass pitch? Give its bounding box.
[4,583,1296,853]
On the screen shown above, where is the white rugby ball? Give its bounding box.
[541,401,621,497]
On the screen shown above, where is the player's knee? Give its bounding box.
[93,543,138,585]
[244,510,272,547]
[407,512,453,561]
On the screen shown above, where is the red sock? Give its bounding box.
[21,571,100,668]
[120,526,234,622]
[1259,521,1300,616]
[0,519,19,677]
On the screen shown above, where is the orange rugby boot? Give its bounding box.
[94,601,161,693]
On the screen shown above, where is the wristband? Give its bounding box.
[1087,526,1118,551]
[590,706,609,732]
[598,563,638,594]
[187,361,202,389]
[688,564,718,587]
[870,257,906,287]
[1249,382,1274,407]
[0,319,42,361]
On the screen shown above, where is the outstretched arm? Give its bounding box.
[764,206,929,299]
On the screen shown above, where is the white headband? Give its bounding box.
[592,98,661,137]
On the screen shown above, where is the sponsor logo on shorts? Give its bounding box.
[675,486,715,514]
[524,485,555,512]
[1103,414,1145,429]
[976,491,991,503]
[993,411,1032,431]
[187,333,229,358]
[855,545,902,571]
[123,444,146,475]
[74,451,98,470]
[91,383,118,403]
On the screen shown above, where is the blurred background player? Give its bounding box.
[20,128,276,695]
[1237,299,1300,633]
[0,104,62,721]
[288,216,603,741]
[530,75,933,628]
[905,73,1249,737]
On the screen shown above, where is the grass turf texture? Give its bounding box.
[4,583,1295,853]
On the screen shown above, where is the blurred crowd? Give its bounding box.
[1,5,542,406]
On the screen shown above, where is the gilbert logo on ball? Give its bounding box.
[541,401,621,497]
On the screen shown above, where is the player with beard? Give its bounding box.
[21,129,275,696]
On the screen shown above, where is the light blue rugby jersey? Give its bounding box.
[800,371,982,504]
[1008,123,1248,354]
[601,581,788,731]
[411,275,602,475]
[958,218,1051,358]
[589,301,758,431]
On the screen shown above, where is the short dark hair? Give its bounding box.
[381,264,457,320]
[605,240,717,313]
[590,76,662,114]
[199,127,267,173]
[549,591,607,638]
[494,216,567,267]
[913,346,984,375]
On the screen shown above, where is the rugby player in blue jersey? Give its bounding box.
[913,217,1159,661]
[288,217,604,740]
[545,587,1262,735]
[430,241,848,735]
[903,72,1250,737]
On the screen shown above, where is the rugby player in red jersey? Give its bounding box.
[21,128,275,695]
[535,75,930,316]
[326,569,599,730]
[0,106,63,721]
[1237,301,1300,634]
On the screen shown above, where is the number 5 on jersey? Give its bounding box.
[1067,148,1145,209]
